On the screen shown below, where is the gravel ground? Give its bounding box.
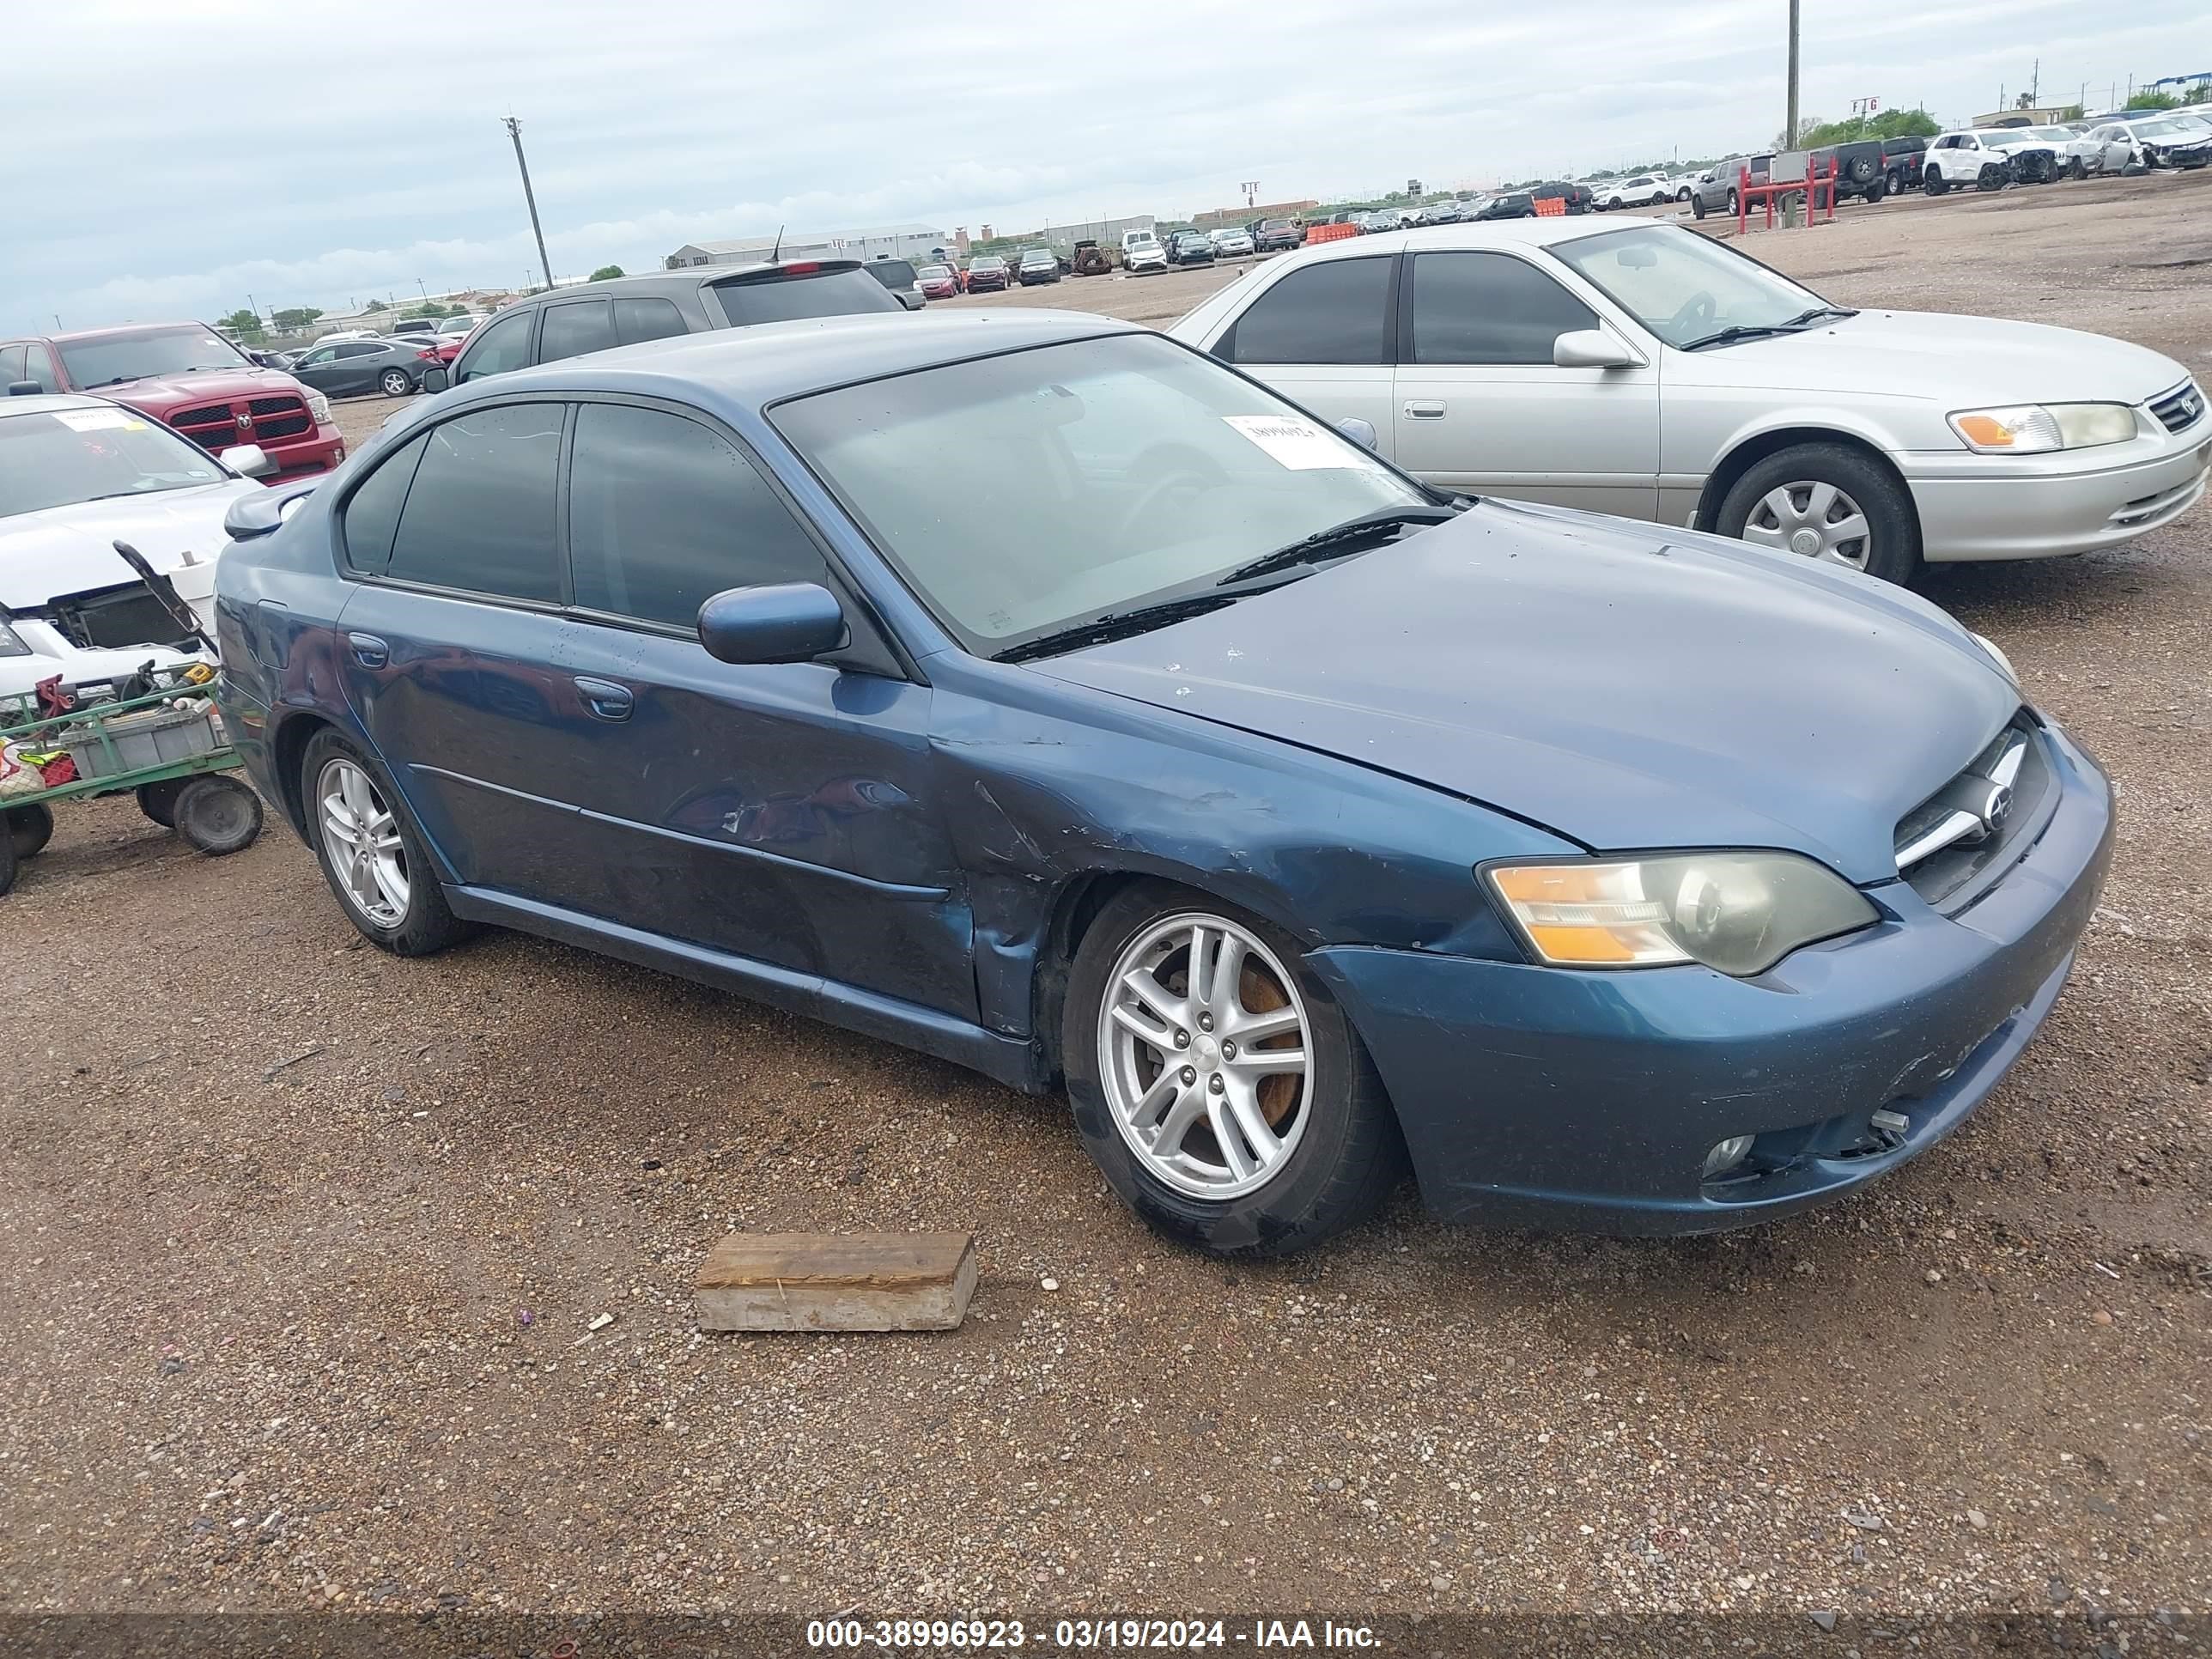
[7,173,2209,1629]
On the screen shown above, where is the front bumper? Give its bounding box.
[263,422,347,485]
[1904,424,2211,560]
[1309,719,2113,1234]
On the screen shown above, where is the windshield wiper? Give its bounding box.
[1214,504,1458,586]
[994,592,1256,663]
[86,375,146,388]
[1681,305,1858,351]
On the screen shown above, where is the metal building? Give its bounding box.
[665,223,951,270]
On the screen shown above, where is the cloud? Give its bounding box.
[4,0,2204,330]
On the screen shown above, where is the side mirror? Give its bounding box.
[7,380,41,397]
[896,290,926,312]
[420,365,450,392]
[1553,330,1644,370]
[217,442,276,477]
[697,582,848,665]
[1334,416,1380,452]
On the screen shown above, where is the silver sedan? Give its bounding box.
[1169,217,2209,583]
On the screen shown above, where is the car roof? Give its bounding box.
[502,264,866,309]
[34,321,222,344]
[0,392,115,421]
[447,309,1142,410]
[1282,216,1666,258]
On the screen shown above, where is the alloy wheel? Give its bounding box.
[1741,479,1872,569]
[1097,913,1313,1200]
[317,757,410,927]
[381,369,411,396]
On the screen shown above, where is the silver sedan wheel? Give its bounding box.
[1097,912,1313,1200]
[316,757,409,927]
[1740,479,1872,569]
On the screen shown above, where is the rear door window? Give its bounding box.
[538,299,618,364]
[566,403,830,629]
[1221,257,1394,365]
[385,404,565,602]
[709,268,902,326]
[453,309,532,383]
[1409,252,1596,365]
[613,296,689,346]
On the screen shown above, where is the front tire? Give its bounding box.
[1716,442,1922,585]
[1691,192,1708,219]
[380,368,413,397]
[1061,883,1404,1256]
[301,730,476,955]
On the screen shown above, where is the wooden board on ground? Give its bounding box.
[695,1232,976,1333]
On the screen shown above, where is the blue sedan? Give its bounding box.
[214,311,2112,1254]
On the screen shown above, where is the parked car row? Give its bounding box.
[1678,109,2211,220]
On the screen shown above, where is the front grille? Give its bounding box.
[2148,380,2205,434]
[1893,713,2053,910]
[168,402,243,450]
[54,583,192,652]
[167,395,310,451]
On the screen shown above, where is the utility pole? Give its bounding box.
[1783,0,1802,226]
[504,116,554,291]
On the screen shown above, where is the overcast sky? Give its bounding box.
[5,0,2205,332]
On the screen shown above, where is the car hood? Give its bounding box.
[1679,309,2187,404]
[1028,501,2018,884]
[82,366,313,410]
[0,481,257,608]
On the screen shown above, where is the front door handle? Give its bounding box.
[574,677,634,721]
[346,632,388,669]
[1403,399,1448,418]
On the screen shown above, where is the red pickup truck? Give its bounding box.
[1,322,345,484]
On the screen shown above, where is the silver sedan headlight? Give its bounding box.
[1485,852,1879,978]
[1948,403,2138,453]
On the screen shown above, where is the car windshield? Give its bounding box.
[57,326,251,388]
[973,257,1005,270]
[0,405,228,519]
[2027,127,2075,141]
[920,265,951,279]
[772,332,1430,657]
[1553,223,1834,349]
[2133,116,2207,138]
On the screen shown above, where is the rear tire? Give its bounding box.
[380,368,412,397]
[1716,442,1923,586]
[1887,167,1905,195]
[173,775,264,854]
[6,802,54,860]
[301,730,476,955]
[1924,167,1948,196]
[1725,188,1740,216]
[1061,882,1405,1257]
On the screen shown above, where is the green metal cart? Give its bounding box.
[0,679,264,896]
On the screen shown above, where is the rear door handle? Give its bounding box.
[346,632,388,668]
[574,677,633,721]
[1403,399,1447,418]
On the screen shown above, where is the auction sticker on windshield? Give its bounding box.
[1222,414,1380,471]
[53,409,144,433]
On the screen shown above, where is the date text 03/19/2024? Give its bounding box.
[805,1618,1383,1650]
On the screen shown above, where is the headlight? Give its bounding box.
[1970,631,2017,683]
[1485,852,1879,977]
[304,390,333,425]
[1948,402,2137,453]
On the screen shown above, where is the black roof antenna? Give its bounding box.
[770,225,784,262]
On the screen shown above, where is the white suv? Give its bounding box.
[1597,173,1673,210]
[1120,231,1169,275]
[1921,130,2061,191]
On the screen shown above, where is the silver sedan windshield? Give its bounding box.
[773,333,1428,655]
[1553,224,1834,349]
